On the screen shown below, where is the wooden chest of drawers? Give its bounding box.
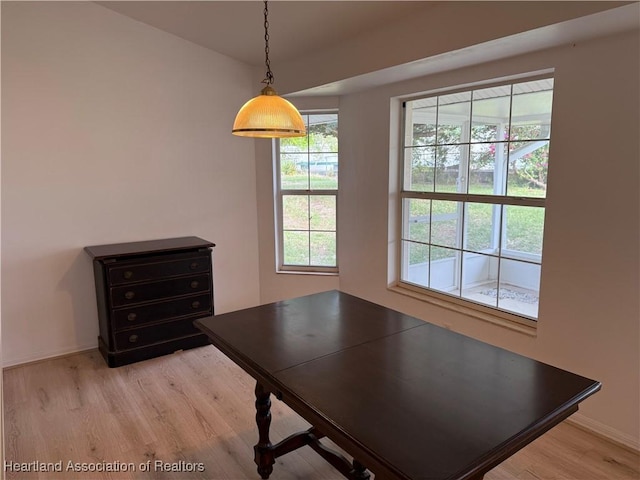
[85,237,215,367]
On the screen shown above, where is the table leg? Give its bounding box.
[254,382,275,479]
[252,381,371,480]
[352,459,370,479]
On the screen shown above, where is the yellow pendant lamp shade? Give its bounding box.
[232,86,306,138]
[232,1,306,139]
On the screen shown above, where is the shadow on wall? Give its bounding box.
[57,249,99,350]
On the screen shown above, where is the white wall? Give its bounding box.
[1,2,261,366]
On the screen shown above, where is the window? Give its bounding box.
[276,112,338,273]
[399,78,553,322]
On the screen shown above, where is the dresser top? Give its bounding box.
[84,236,215,260]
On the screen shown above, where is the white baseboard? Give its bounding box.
[567,412,640,453]
[2,343,98,369]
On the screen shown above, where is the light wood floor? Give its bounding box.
[3,346,639,480]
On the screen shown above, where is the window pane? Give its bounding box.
[282,195,309,230]
[280,118,309,152]
[469,143,507,195]
[310,232,336,266]
[498,259,540,318]
[429,246,460,294]
[464,202,499,253]
[403,199,430,243]
[435,145,466,193]
[405,146,435,192]
[503,205,545,258]
[281,153,309,190]
[513,78,553,96]
[511,89,553,141]
[309,196,336,231]
[283,231,309,265]
[309,114,338,151]
[431,200,462,248]
[402,240,429,288]
[437,92,471,144]
[407,98,437,146]
[309,153,338,190]
[471,85,511,143]
[461,252,499,308]
[507,140,548,198]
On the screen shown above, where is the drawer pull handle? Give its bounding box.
[123,271,133,279]
[190,262,199,270]
[127,313,137,322]
[129,335,138,343]
[190,281,199,289]
[124,291,135,300]
[191,301,201,309]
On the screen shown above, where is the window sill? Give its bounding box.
[276,269,339,277]
[388,285,537,337]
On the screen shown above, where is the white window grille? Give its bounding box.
[275,112,338,273]
[399,78,553,322]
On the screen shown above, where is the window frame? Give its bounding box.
[274,110,339,275]
[395,76,553,329]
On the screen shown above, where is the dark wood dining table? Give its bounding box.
[194,290,600,480]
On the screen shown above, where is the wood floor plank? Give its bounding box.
[3,346,638,480]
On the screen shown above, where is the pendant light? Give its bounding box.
[232,0,306,138]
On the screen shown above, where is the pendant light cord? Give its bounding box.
[262,0,274,86]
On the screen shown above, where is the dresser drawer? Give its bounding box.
[113,294,212,330]
[108,255,210,285]
[114,319,203,351]
[111,274,210,307]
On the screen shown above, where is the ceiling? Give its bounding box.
[97,1,434,67]
[97,1,638,96]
